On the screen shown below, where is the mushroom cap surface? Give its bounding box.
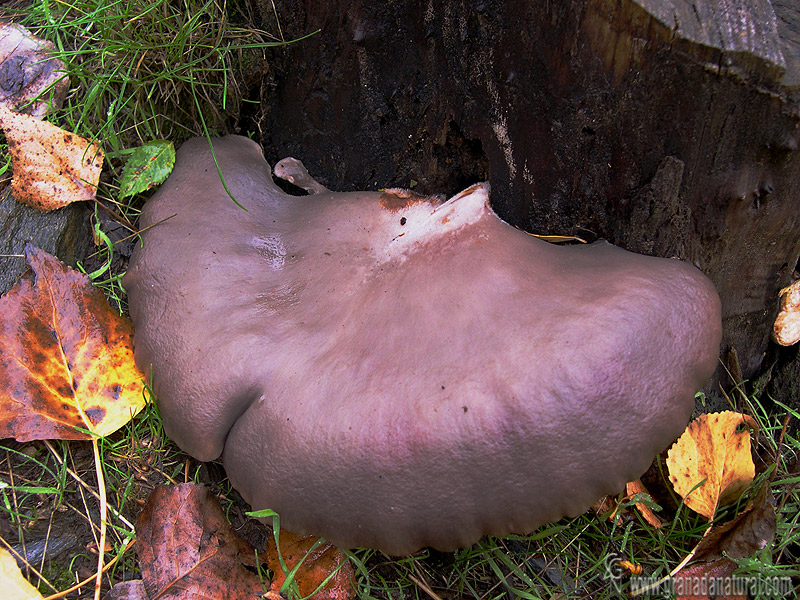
[123,135,722,555]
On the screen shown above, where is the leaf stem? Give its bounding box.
[92,437,107,600]
[43,441,135,530]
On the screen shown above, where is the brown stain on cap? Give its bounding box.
[379,188,442,212]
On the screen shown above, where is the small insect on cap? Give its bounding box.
[123,135,722,555]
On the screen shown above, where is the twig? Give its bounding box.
[270,0,285,42]
[90,198,136,231]
[628,524,713,598]
[80,212,176,263]
[5,449,24,563]
[409,573,444,600]
[42,539,135,600]
[2,448,58,591]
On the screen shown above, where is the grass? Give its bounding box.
[11,0,281,150]
[0,0,798,598]
[1,0,291,305]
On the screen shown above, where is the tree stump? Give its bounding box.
[256,0,800,406]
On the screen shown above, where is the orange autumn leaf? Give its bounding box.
[596,480,662,529]
[666,412,757,520]
[0,104,104,211]
[0,245,145,440]
[268,530,355,600]
[625,479,662,529]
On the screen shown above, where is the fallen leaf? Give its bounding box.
[666,412,757,520]
[673,558,746,600]
[135,483,265,600]
[119,140,175,199]
[103,580,148,600]
[0,105,104,211]
[595,480,662,528]
[0,546,45,600]
[591,494,617,518]
[663,482,778,600]
[268,530,355,600]
[0,245,145,440]
[625,480,662,529]
[693,485,777,563]
[772,279,800,346]
[0,24,68,118]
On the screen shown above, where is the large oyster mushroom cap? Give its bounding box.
[123,135,722,555]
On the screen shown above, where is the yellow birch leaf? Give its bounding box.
[0,105,104,211]
[0,245,145,440]
[0,547,44,600]
[666,411,757,520]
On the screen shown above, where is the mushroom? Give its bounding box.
[123,135,722,555]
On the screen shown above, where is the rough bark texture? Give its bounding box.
[254,0,800,404]
[0,186,91,295]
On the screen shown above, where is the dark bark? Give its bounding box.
[0,187,91,295]
[255,0,800,405]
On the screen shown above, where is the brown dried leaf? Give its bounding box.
[693,485,777,563]
[0,24,68,118]
[0,245,145,440]
[135,484,265,600]
[673,558,746,600]
[268,530,355,600]
[667,484,777,600]
[772,279,800,346]
[0,105,103,211]
[103,580,149,600]
[591,494,617,518]
[0,547,45,599]
[666,412,757,520]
